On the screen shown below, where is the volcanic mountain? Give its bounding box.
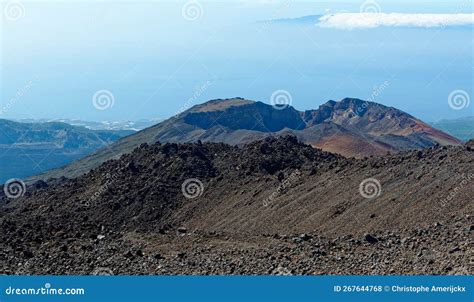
[29,97,461,181]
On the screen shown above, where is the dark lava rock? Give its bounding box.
[123,251,134,258]
[32,180,48,190]
[153,253,164,260]
[177,227,187,234]
[364,234,379,244]
[448,247,461,254]
[299,234,312,241]
[466,139,474,148]
[23,250,34,259]
[416,151,423,159]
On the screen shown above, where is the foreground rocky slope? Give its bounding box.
[1,137,472,275]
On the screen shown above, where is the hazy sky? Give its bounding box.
[1,0,473,123]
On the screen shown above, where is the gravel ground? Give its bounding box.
[1,137,472,275]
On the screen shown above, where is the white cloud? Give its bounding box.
[317,13,474,29]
